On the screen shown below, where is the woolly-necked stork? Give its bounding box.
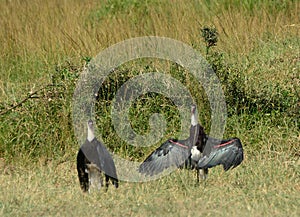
[138,104,204,176]
[139,105,244,181]
[77,120,118,192]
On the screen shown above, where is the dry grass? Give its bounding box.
[0,146,299,216]
[0,0,298,58]
[1,0,298,100]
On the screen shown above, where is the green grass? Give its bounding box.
[0,0,299,216]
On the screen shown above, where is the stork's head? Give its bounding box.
[87,120,95,142]
[88,119,93,127]
[191,104,196,114]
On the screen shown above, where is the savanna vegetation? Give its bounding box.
[0,0,299,216]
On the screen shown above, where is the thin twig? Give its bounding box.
[0,84,54,116]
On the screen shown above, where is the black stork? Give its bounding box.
[77,120,118,192]
[139,105,244,182]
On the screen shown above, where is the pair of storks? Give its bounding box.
[77,105,244,192]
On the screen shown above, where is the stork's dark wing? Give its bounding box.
[93,139,119,188]
[76,148,89,192]
[79,139,119,188]
[197,138,244,171]
[139,139,190,176]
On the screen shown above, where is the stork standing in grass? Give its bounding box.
[77,120,118,192]
[139,104,244,182]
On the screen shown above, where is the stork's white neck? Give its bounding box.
[87,125,95,142]
[191,114,198,126]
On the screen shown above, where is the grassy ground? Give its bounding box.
[0,146,299,217]
[0,0,299,216]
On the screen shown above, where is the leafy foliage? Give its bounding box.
[201,26,218,55]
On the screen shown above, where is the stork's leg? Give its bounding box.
[105,175,110,191]
[199,168,208,180]
[86,163,103,192]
